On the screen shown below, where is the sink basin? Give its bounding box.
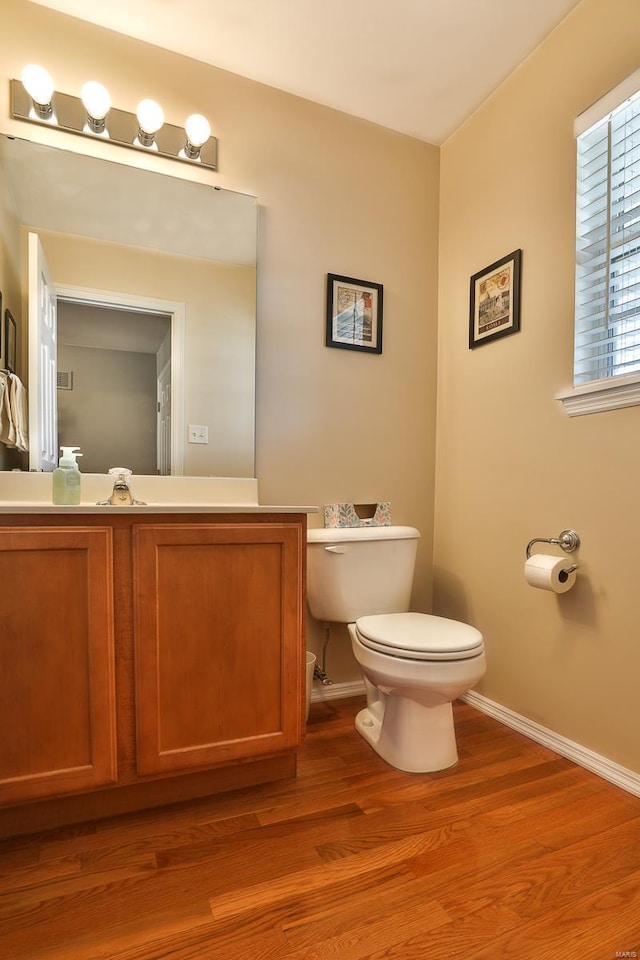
[0,472,259,508]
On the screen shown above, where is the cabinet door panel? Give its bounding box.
[134,523,303,775]
[0,527,117,804]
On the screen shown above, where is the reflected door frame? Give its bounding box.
[28,233,58,472]
[53,285,185,476]
[157,358,171,476]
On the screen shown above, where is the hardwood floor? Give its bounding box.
[1,697,639,959]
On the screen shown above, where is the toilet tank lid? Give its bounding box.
[307,525,420,544]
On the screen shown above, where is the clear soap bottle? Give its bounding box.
[52,446,82,505]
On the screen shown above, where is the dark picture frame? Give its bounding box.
[469,249,522,349]
[4,309,16,374]
[326,273,383,354]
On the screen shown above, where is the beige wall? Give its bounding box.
[436,0,640,772]
[58,341,157,473]
[1,0,440,684]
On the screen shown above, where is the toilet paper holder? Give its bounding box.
[525,529,580,572]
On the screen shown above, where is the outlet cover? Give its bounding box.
[188,424,208,444]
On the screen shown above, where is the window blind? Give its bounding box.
[574,81,640,385]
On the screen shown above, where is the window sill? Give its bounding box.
[556,374,640,417]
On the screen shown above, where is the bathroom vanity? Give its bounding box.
[0,477,313,837]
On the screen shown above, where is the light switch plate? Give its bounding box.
[188,424,208,444]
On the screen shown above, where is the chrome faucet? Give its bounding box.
[98,468,146,506]
[108,471,134,505]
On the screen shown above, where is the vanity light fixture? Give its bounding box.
[10,66,217,170]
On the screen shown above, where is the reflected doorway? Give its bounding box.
[28,230,186,474]
[57,300,171,474]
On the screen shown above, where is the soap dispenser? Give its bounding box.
[52,446,82,505]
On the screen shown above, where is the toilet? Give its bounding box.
[306,525,486,773]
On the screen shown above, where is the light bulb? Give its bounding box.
[181,114,211,160]
[21,64,54,105]
[81,80,111,135]
[81,81,111,120]
[185,114,211,148]
[136,99,164,135]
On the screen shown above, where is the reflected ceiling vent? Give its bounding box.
[57,370,73,390]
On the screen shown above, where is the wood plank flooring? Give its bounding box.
[1,697,639,959]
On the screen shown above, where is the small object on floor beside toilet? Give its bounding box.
[305,651,316,722]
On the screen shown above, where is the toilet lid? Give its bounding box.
[355,612,484,661]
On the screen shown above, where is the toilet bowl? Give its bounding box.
[306,526,486,773]
[349,613,485,773]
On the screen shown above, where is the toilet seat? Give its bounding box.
[355,612,484,661]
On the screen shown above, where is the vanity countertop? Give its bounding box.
[0,503,318,515]
[0,472,318,515]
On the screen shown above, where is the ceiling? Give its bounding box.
[58,301,170,355]
[29,0,583,145]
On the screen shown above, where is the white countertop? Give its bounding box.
[0,472,318,515]
[0,504,318,514]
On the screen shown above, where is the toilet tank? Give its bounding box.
[306,525,420,623]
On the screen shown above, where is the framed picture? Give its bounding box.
[469,249,522,349]
[326,273,383,354]
[4,309,16,374]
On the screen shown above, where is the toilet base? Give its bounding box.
[354,696,459,774]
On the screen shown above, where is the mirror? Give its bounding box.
[0,133,257,476]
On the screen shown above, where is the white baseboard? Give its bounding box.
[311,679,366,702]
[462,690,640,798]
[310,681,640,798]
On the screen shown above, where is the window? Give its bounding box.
[559,68,640,416]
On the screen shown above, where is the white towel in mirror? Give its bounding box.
[0,372,29,452]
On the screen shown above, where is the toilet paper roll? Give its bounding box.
[524,554,577,594]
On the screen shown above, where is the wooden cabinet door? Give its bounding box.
[133,522,304,775]
[0,527,117,805]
